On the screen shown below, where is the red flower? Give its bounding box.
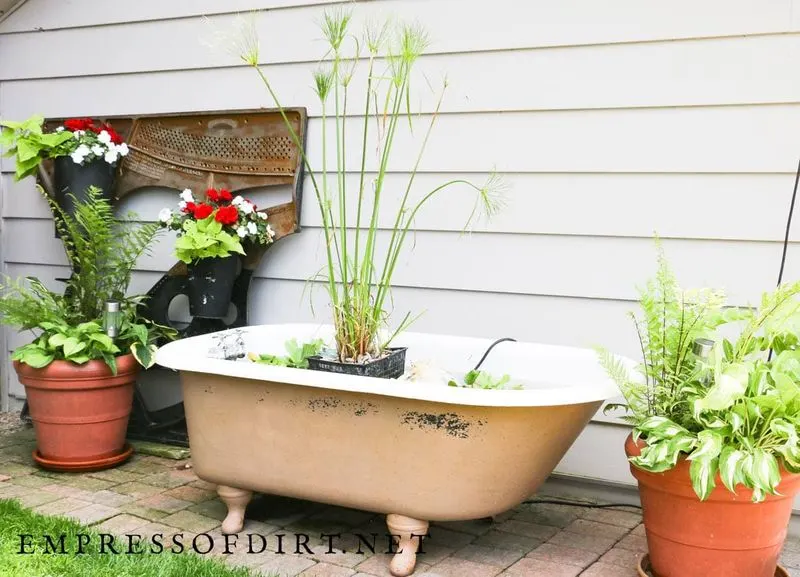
[206,188,220,203]
[182,202,196,214]
[99,123,123,144]
[218,189,233,202]
[214,205,239,226]
[193,203,214,220]
[63,118,95,132]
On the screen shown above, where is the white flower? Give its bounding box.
[55,126,65,132]
[75,144,91,156]
[73,130,84,139]
[231,195,244,206]
[236,226,247,238]
[240,201,254,215]
[117,143,129,157]
[266,224,275,238]
[158,208,173,223]
[178,200,187,211]
[97,130,112,144]
[104,148,119,164]
[180,189,194,202]
[70,151,86,165]
[258,212,268,220]
[247,222,258,235]
[91,145,104,156]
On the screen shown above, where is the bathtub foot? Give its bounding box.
[217,485,252,534]
[386,514,429,577]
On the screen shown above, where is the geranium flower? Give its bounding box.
[218,189,233,202]
[206,188,220,203]
[63,118,94,131]
[214,205,239,225]
[182,201,196,214]
[193,203,214,220]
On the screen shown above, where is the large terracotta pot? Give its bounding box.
[14,355,139,471]
[625,434,800,577]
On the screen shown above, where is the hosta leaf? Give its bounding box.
[688,430,724,462]
[719,446,746,492]
[695,364,748,415]
[690,456,719,501]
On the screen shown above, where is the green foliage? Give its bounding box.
[0,115,73,180]
[174,216,246,264]
[599,242,800,502]
[248,338,325,369]
[235,10,504,362]
[448,369,523,390]
[0,187,175,371]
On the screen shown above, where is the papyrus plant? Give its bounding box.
[598,245,800,502]
[226,11,503,362]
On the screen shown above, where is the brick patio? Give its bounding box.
[1,424,798,577]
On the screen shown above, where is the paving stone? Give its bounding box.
[119,502,170,521]
[0,482,34,498]
[615,533,648,554]
[298,562,357,576]
[59,475,116,492]
[782,549,800,568]
[10,474,55,488]
[189,498,230,521]
[0,473,10,482]
[511,502,579,528]
[32,470,67,480]
[88,490,135,507]
[255,554,317,577]
[598,546,644,568]
[503,556,583,577]
[425,526,475,550]
[140,470,197,489]
[42,483,99,502]
[453,543,524,568]
[526,542,599,568]
[67,503,120,525]
[34,497,92,516]
[94,514,151,533]
[472,530,540,553]
[88,469,145,484]
[562,518,630,540]
[309,506,377,527]
[354,554,431,577]
[547,530,617,555]
[580,508,642,529]
[134,493,192,513]
[434,519,493,537]
[16,490,62,508]
[0,462,38,477]
[580,562,640,576]
[113,481,165,500]
[164,484,216,503]
[495,519,558,541]
[160,510,220,533]
[191,479,218,491]
[631,524,646,536]
[425,556,501,577]
[138,522,185,539]
[130,440,191,461]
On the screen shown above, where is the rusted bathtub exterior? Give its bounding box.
[157,324,620,575]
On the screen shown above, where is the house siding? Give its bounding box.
[1,0,800,500]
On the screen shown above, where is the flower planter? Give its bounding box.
[53,155,116,219]
[186,255,239,319]
[14,354,139,472]
[625,435,800,577]
[307,347,407,379]
[157,323,620,576]
[637,554,790,577]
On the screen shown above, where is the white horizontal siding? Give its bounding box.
[2,0,800,503]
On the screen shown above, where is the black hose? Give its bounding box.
[472,337,517,372]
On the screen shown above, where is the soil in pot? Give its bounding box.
[53,155,117,219]
[626,435,800,577]
[307,347,407,379]
[14,354,139,471]
[186,255,240,319]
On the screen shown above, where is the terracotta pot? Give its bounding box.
[625,434,800,577]
[14,355,139,469]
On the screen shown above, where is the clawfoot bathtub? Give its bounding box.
[156,324,620,576]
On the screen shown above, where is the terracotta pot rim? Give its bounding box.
[14,353,139,378]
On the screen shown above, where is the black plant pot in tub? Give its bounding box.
[186,255,240,319]
[307,347,407,379]
[53,156,117,218]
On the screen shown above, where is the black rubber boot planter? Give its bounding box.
[53,155,116,219]
[186,255,240,319]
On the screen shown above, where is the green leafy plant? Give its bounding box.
[448,369,523,390]
[598,244,800,501]
[226,10,504,364]
[174,216,246,264]
[248,338,325,369]
[0,115,73,180]
[0,187,175,371]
